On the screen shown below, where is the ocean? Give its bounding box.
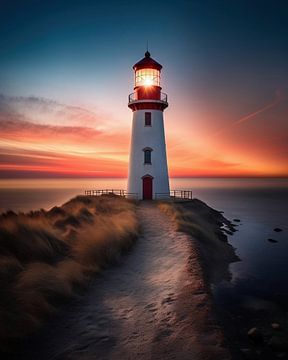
[1,177,288,353]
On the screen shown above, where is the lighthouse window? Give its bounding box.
[144,149,152,164]
[145,112,152,126]
[135,68,160,87]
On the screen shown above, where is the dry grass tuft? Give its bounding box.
[158,199,239,284]
[0,195,139,347]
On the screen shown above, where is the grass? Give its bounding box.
[0,195,139,348]
[158,199,239,284]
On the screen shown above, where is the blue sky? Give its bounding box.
[2,0,287,102]
[0,0,287,177]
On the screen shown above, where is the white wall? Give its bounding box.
[127,109,170,199]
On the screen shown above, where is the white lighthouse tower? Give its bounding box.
[127,51,170,200]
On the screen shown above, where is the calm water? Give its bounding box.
[1,178,288,339]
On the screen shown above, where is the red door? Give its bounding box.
[142,176,153,200]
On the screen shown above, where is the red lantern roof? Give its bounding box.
[133,51,162,71]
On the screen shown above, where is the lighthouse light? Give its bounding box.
[144,77,153,86]
[135,68,160,87]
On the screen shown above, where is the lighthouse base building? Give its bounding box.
[127,109,170,199]
[127,51,170,200]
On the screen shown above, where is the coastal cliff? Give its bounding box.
[158,198,239,284]
[0,195,240,359]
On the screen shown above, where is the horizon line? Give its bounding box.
[0,176,287,180]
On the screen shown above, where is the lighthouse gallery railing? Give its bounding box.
[128,92,168,103]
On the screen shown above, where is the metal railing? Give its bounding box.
[128,92,168,103]
[155,190,193,200]
[84,189,192,200]
[170,190,193,200]
[84,189,138,199]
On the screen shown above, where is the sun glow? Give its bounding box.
[135,68,160,87]
[143,77,153,86]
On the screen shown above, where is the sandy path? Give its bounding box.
[20,202,229,360]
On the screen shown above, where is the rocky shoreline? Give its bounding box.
[158,199,241,358]
[158,198,240,285]
[159,199,288,360]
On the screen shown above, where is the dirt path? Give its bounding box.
[19,202,229,360]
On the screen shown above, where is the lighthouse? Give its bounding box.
[127,51,170,200]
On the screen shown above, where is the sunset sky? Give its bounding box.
[0,0,287,178]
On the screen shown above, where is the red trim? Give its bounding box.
[133,52,162,71]
[128,102,167,111]
[134,86,161,101]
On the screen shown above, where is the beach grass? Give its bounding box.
[158,199,239,284]
[0,195,139,346]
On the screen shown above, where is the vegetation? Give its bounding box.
[0,195,139,348]
[158,199,239,284]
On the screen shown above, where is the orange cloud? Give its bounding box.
[0,94,287,178]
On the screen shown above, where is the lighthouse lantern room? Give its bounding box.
[127,51,170,200]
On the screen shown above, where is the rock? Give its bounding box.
[268,334,288,351]
[268,238,278,243]
[223,229,234,236]
[247,327,263,342]
[233,218,241,222]
[271,323,281,330]
[274,228,283,232]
